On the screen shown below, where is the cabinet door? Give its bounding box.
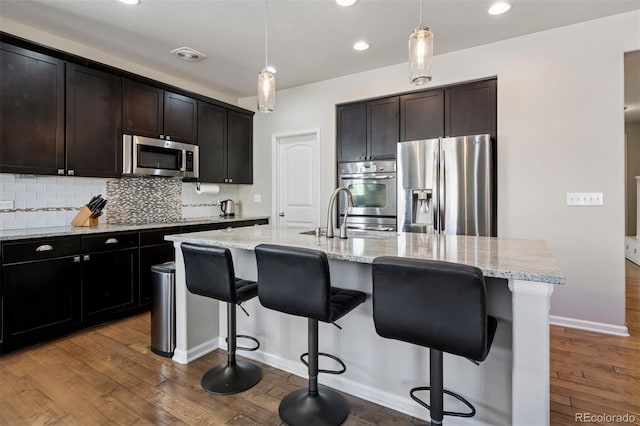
[367,97,399,159]
[227,110,253,184]
[123,79,164,138]
[2,256,81,350]
[198,101,227,183]
[164,91,197,144]
[82,248,138,322]
[400,90,444,141]
[336,102,367,162]
[445,79,497,138]
[0,43,65,175]
[139,244,175,306]
[66,64,122,178]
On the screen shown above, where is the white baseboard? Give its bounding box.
[550,315,630,337]
[172,338,219,364]
[223,337,506,426]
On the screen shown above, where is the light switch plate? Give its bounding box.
[0,200,14,209]
[566,192,603,206]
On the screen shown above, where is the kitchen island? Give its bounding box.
[166,225,565,426]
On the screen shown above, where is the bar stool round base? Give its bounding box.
[201,361,262,395]
[279,387,349,426]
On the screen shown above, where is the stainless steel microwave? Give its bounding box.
[122,134,199,178]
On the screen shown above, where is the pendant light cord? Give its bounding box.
[265,0,269,69]
[419,0,423,26]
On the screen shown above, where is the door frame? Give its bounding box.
[271,128,321,227]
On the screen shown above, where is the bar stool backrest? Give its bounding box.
[181,243,238,304]
[372,257,490,362]
[255,244,331,322]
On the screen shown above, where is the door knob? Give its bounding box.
[278,212,285,217]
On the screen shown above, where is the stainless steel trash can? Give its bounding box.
[150,261,176,357]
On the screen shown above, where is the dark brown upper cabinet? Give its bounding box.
[367,96,399,160]
[337,97,399,162]
[400,90,444,141]
[198,101,227,183]
[66,63,123,178]
[0,43,65,175]
[164,91,197,144]
[123,80,197,144]
[198,102,253,184]
[337,102,367,162]
[445,79,497,139]
[226,110,253,184]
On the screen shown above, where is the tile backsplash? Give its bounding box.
[0,173,241,231]
[0,174,107,230]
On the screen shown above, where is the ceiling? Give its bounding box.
[0,0,638,101]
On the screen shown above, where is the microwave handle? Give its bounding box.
[179,149,185,172]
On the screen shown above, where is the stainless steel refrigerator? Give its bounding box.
[397,134,496,236]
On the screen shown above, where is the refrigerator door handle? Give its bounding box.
[432,148,439,233]
[439,149,446,235]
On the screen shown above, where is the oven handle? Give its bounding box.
[340,174,396,180]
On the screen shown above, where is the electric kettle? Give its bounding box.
[220,199,235,217]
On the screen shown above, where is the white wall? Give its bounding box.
[239,11,640,329]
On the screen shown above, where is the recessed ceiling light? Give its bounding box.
[336,0,358,7]
[170,47,207,62]
[488,2,511,15]
[353,41,370,51]
[118,0,140,5]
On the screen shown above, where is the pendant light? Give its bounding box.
[257,0,275,113]
[408,0,433,85]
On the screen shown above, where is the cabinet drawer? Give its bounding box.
[2,236,80,264]
[82,232,138,253]
[140,227,182,246]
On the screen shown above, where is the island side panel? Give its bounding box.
[172,241,221,364]
[508,279,555,426]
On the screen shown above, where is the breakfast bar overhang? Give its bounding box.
[166,225,565,426]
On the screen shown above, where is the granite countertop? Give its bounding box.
[0,216,270,242]
[166,225,565,284]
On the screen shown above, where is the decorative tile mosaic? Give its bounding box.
[107,177,182,224]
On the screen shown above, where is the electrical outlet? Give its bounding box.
[0,200,14,209]
[566,192,603,206]
[254,194,262,203]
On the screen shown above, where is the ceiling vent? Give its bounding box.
[170,47,207,62]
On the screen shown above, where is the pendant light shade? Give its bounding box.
[409,0,433,85]
[257,69,275,113]
[257,0,275,113]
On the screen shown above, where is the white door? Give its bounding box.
[272,129,320,228]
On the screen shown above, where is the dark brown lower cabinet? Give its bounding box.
[0,219,269,354]
[81,232,139,324]
[81,248,139,323]
[1,250,81,353]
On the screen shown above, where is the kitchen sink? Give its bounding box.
[299,229,397,240]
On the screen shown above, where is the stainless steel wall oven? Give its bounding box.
[338,160,396,231]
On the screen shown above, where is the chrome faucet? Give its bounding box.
[326,186,354,239]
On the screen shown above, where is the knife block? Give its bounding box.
[71,206,99,227]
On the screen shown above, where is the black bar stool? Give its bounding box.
[372,257,498,425]
[254,244,367,426]
[181,243,262,395]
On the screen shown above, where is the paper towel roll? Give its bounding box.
[195,183,220,195]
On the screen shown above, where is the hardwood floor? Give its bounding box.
[0,314,422,425]
[1,263,638,425]
[550,260,640,425]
